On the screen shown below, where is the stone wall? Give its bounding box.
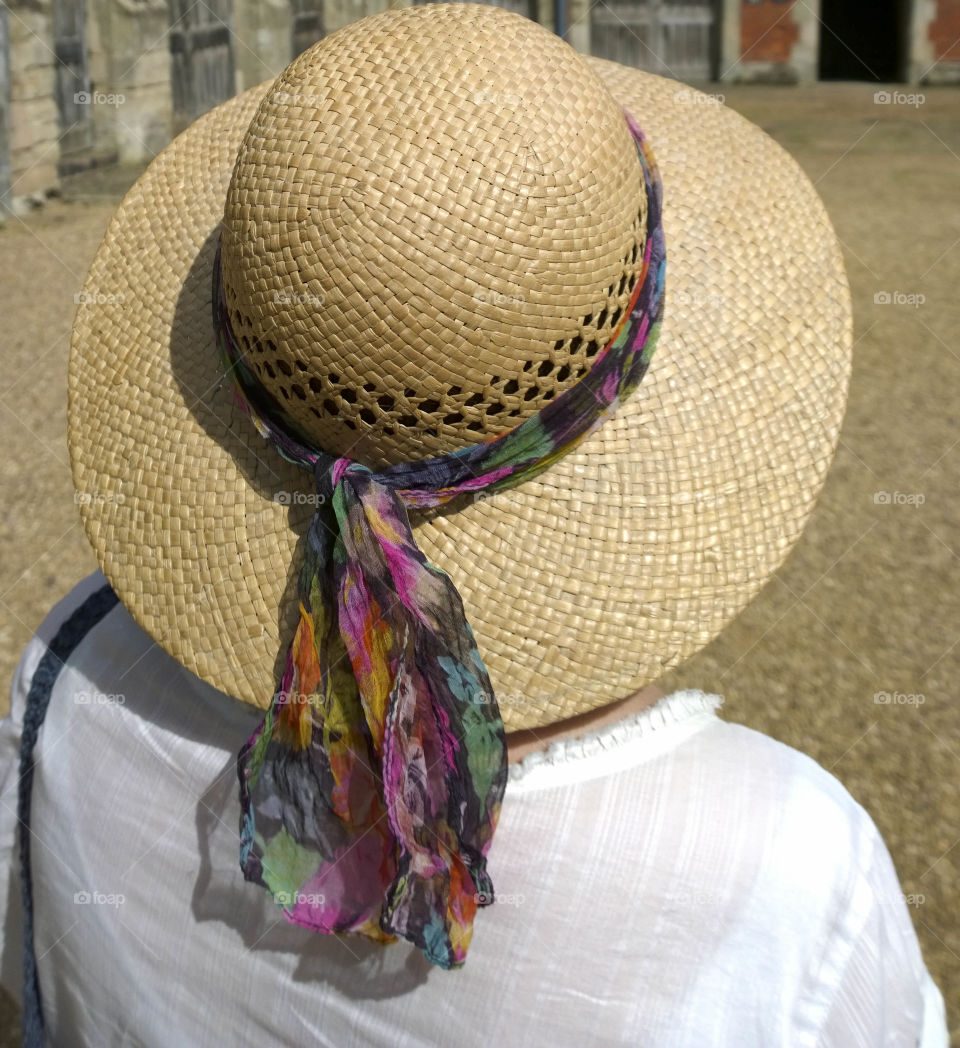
[234,0,296,94]
[6,0,59,200]
[0,4,11,210]
[1,0,955,213]
[88,0,171,165]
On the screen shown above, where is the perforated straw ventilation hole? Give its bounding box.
[232,205,645,440]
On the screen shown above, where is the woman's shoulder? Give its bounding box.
[716,713,878,829]
[680,710,916,982]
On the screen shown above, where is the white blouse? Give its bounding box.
[0,571,948,1047]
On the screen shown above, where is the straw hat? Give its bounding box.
[67,2,851,733]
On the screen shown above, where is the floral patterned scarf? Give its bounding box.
[211,106,665,969]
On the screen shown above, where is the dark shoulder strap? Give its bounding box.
[18,584,120,1048]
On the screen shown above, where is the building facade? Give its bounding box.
[1,0,958,212]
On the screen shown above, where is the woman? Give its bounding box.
[0,4,949,1044]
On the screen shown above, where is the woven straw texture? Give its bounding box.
[219,9,648,465]
[67,3,852,731]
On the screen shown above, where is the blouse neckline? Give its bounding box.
[504,689,724,794]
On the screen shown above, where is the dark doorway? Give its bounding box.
[819,0,907,81]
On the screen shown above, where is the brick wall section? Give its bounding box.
[740,0,799,63]
[929,0,960,60]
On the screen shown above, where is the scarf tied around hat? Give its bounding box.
[211,107,665,970]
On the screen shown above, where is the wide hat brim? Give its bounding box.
[67,53,852,732]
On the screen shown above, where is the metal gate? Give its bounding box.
[414,0,539,23]
[52,0,95,173]
[291,0,325,59]
[590,0,717,80]
[169,0,236,129]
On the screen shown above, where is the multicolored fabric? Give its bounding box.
[210,106,666,970]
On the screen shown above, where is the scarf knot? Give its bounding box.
[321,454,365,493]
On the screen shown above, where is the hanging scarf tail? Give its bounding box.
[238,458,508,969]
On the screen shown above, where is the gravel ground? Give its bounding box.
[0,82,957,1043]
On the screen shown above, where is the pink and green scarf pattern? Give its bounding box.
[211,106,665,970]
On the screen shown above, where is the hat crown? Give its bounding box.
[220,2,647,468]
